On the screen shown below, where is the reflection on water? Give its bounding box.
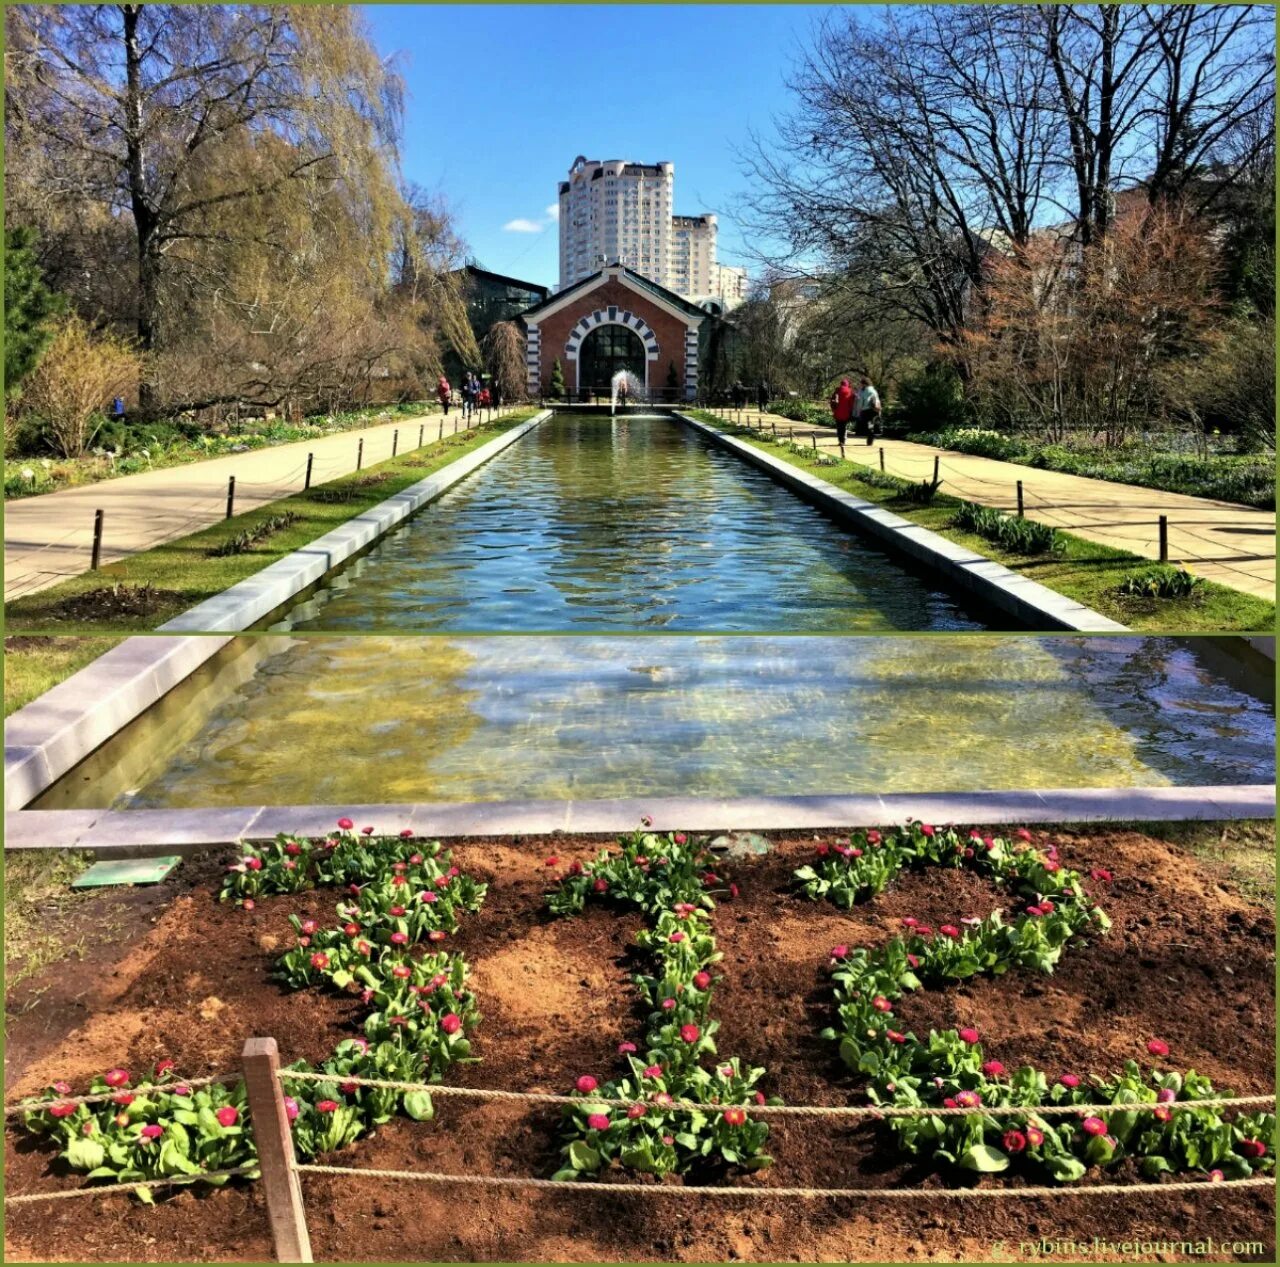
[37,636,1275,810]
[274,414,988,632]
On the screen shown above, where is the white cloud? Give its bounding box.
[502,217,545,234]
[545,203,560,222]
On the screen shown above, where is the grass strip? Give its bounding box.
[4,411,538,634]
[688,412,1275,633]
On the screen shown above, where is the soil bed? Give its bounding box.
[4,827,1274,1262]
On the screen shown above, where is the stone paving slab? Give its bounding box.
[7,786,1272,855]
[4,406,523,602]
[716,407,1276,600]
[679,413,1127,633]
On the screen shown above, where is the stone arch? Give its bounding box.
[564,308,660,365]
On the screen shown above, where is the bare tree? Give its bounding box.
[5,4,405,410]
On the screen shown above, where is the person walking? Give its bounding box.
[829,376,855,457]
[856,374,882,441]
[437,374,452,416]
[756,380,770,414]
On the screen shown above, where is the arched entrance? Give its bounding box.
[578,324,646,393]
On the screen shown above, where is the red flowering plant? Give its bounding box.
[25,824,487,1198]
[548,824,777,1181]
[546,828,722,916]
[805,823,1274,1184]
[21,1066,254,1203]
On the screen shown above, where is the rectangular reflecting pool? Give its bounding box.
[36,636,1274,810]
[271,413,990,632]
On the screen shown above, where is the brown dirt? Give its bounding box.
[4,828,1274,1263]
[33,584,182,623]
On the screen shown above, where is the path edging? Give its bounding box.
[675,413,1129,633]
[5,786,1273,856]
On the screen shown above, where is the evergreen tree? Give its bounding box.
[549,357,566,399]
[666,359,680,397]
[4,227,64,402]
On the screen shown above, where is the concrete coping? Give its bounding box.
[5,786,1274,856]
[3,413,552,811]
[158,410,551,633]
[675,412,1130,634]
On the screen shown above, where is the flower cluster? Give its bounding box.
[799,822,1275,1183]
[23,824,485,1195]
[21,1063,250,1204]
[547,827,775,1180]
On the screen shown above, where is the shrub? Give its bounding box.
[954,500,1062,555]
[1117,566,1204,600]
[208,512,300,557]
[893,361,970,431]
[20,315,142,457]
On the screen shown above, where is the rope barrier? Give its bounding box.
[293,1164,1275,1201]
[4,1166,259,1206]
[4,1072,242,1118]
[274,1071,1274,1121]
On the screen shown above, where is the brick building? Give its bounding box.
[521,264,707,400]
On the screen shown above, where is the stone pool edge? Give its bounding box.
[674,412,1129,633]
[5,785,1273,855]
[3,411,553,812]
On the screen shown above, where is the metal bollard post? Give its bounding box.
[356,438,364,471]
[304,452,314,491]
[438,419,444,441]
[225,475,236,520]
[879,447,886,472]
[392,429,398,458]
[90,509,104,570]
[419,423,425,448]
[1016,480,1024,517]
[811,432,818,451]
[1159,515,1169,562]
[933,454,940,485]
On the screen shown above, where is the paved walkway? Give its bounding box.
[713,407,1276,601]
[3,406,519,601]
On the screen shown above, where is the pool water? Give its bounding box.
[274,413,988,632]
[38,636,1275,810]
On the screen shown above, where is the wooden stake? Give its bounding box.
[90,509,104,570]
[225,475,236,520]
[242,1038,312,1264]
[304,453,314,491]
[1159,515,1169,562]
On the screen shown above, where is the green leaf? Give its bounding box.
[330,969,354,990]
[65,1136,106,1171]
[1044,1153,1087,1183]
[1139,1155,1171,1178]
[568,1140,600,1172]
[402,1091,434,1121]
[957,1144,1009,1173]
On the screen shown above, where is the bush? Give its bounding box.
[892,361,970,431]
[1117,566,1204,600]
[19,315,142,457]
[954,500,1062,555]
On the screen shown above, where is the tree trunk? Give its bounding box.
[122,4,160,414]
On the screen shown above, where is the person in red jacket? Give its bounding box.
[437,375,452,416]
[829,376,855,457]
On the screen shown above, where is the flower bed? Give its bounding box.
[796,822,1274,1183]
[5,824,1275,1262]
[547,827,775,1179]
[19,824,485,1198]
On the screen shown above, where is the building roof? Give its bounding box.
[455,264,550,297]
[520,264,710,324]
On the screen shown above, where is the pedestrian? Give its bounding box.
[829,376,855,457]
[756,380,770,414]
[463,373,476,420]
[112,396,126,423]
[437,374,452,416]
[856,374,882,440]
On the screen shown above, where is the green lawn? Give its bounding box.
[688,412,1275,633]
[4,635,125,715]
[4,410,538,634]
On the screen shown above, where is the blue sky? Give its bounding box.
[361,4,822,287]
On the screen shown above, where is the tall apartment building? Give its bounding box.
[715,263,749,309]
[558,156,721,301]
